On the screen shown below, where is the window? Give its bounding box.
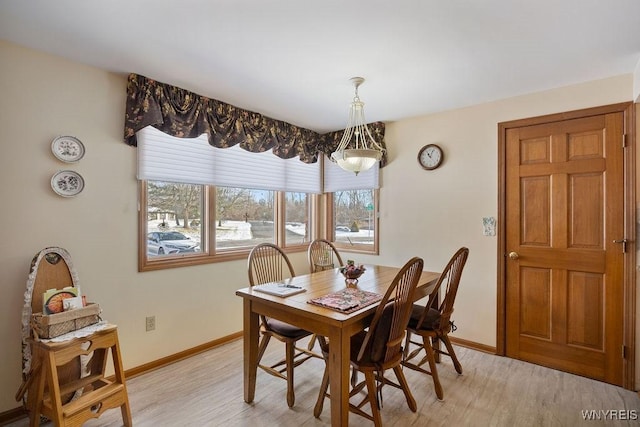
[323,156,379,254]
[146,182,204,256]
[140,182,314,270]
[215,188,275,251]
[328,189,379,253]
[137,127,379,270]
[284,192,310,247]
[137,127,319,271]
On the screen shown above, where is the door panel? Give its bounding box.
[521,176,550,245]
[569,174,603,247]
[566,271,603,349]
[505,111,625,386]
[519,267,551,339]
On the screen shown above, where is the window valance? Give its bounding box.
[123,73,387,166]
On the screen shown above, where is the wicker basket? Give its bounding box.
[31,303,101,339]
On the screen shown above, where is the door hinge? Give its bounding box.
[622,345,627,359]
[623,133,628,148]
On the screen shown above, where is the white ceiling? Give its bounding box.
[1,0,639,133]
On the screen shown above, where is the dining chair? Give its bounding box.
[247,243,320,407]
[401,247,469,401]
[313,257,424,426]
[307,238,344,273]
[306,238,345,351]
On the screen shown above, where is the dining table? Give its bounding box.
[235,263,441,426]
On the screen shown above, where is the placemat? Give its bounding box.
[308,288,382,314]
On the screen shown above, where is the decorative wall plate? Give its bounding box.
[51,136,85,163]
[51,170,84,197]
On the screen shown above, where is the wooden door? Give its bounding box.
[502,106,632,386]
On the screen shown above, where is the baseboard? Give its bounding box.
[0,407,27,426]
[0,330,243,425]
[125,330,243,379]
[449,336,497,354]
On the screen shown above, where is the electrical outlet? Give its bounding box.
[146,316,156,331]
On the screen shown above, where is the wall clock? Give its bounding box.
[417,144,444,170]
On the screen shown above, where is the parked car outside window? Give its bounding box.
[147,231,200,256]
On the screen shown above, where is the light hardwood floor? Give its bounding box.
[9,337,640,426]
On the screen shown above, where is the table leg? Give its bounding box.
[328,327,350,426]
[243,299,260,403]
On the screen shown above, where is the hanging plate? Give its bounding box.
[51,170,85,197]
[51,136,85,163]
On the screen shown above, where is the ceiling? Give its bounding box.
[1,0,639,133]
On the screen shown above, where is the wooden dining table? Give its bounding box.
[235,264,440,426]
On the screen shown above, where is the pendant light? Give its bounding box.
[331,77,384,175]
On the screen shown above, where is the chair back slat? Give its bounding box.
[416,247,469,331]
[307,239,344,273]
[248,243,295,286]
[357,257,424,365]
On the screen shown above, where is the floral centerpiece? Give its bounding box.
[340,260,366,286]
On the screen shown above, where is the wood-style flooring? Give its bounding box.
[8,337,640,426]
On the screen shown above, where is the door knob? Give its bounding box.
[508,252,519,260]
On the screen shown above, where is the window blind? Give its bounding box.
[137,126,321,193]
[137,127,378,193]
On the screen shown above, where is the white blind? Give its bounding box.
[137,126,321,193]
[323,155,379,192]
[137,126,216,185]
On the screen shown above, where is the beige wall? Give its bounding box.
[0,41,262,412]
[374,75,634,347]
[0,39,636,412]
[634,58,640,102]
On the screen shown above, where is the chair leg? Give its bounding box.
[285,341,295,408]
[392,365,417,412]
[307,333,317,351]
[364,371,382,427]
[424,337,443,400]
[256,333,271,365]
[313,363,330,418]
[403,331,412,361]
[442,335,463,374]
[351,368,358,388]
[432,336,441,363]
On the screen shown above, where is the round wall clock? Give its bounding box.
[417,144,444,170]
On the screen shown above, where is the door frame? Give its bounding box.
[496,102,636,390]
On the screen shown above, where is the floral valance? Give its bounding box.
[123,73,387,166]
